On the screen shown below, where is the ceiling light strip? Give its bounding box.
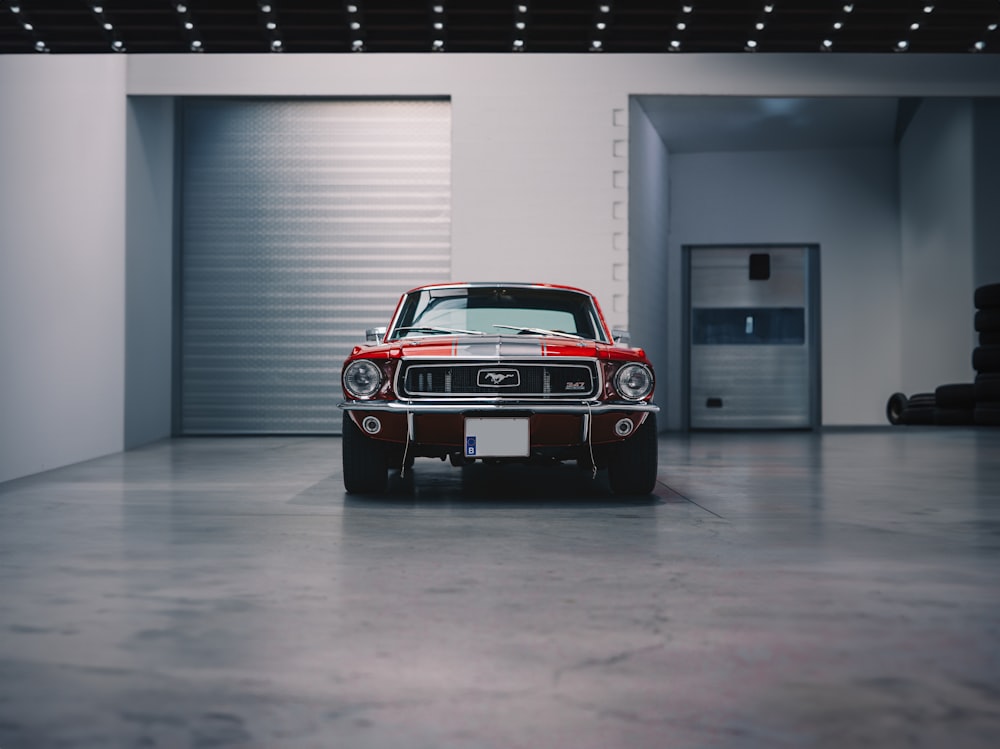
[174,3,202,52]
[5,1,47,52]
[747,2,772,51]
[346,2,365,51]
[512,2,527,52]
[591,1,612,52]
[821,1,857,52]
[669,1,693,51]
[430,2,445,52]
[259,2,282,52]
[90,3,125,52]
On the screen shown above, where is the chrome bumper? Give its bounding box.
[339,399,659,415]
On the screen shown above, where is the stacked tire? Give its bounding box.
[933,383,976,425]
[975,283,1000,426]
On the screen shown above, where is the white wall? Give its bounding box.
[669,148,902,426]
[0,56,127,483]
[125,97,176,449]
[627,99,672,426]
[899,100,976,392]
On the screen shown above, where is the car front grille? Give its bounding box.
[399,361,599,399]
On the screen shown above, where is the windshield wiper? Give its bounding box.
[394,326,487,336]
[492,324,584,340]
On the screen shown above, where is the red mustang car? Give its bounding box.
[339,283,659,494]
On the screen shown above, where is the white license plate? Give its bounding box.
[464,418,530,458]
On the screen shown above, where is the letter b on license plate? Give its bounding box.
[464,418,529,458]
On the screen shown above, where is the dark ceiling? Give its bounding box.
[1,0,998,55]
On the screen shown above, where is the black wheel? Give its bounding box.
[974,282,1000,310]
[933,408,976,426]
[972,346,1000,374]
[886,392,908,425]
[975,373,1000,403]
[900,395,935,424]
[900,408,934,425]
[974,403,1000,426]
[934,383,976,410]
[975,309,1000,333]
[608,413,658,496]
[342,413,388,494]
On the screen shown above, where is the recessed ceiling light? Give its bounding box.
[175,4,186,13]
[910,22,920,31]
[103,22,113,31]
[517,4,527,12]
[267,21,277,30]
[599,4,611,13]
[10,5,21,13]
[35,40,46,51]
[974,40,986,51]
[92,5,103,12]
[592,39,603,48]
[676,22,686,30]
[989,23,998,32]
[112,40,124,51]
[763,4,774,13]
[514,21,524,30]
[347,4,358,13]
[923,5,934,12]
[756,22,765,30]
[185,21,194,30]
[22,22,32,30]
[261,4,271,13]
[682,5,693,13]
[191,39,202,50]
[896,40,909,50]
[670,40,681,49]
[843,4,854,12]
[596,21,606,30]
[746,39,758,48]
[513,39,524,48]
[822,39,833,48]
[352,39,364,49]
[271,39,282,50]
[833,21,843,30]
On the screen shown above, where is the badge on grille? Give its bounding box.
[477,368,520,387]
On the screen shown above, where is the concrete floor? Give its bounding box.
[0,429,998,749]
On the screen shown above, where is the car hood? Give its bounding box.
[350,335,647,362]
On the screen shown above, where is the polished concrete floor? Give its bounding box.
[1,429,999,748]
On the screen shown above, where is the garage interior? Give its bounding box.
[3,3,1000,748]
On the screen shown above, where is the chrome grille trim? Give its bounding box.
[397,360,600,399]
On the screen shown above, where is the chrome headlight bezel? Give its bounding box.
[614,363,654,401]
[343,359,383,399]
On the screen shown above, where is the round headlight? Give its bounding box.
[343,360,382,398]
[614,363,653,401]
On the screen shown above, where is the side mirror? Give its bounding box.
[612,328,631,346]
[366,327,386,343]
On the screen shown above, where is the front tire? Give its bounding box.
[608,413,658,495]
[342,413,388,494]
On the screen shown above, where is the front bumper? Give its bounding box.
[340,399,658,451]
[340,399,659,415]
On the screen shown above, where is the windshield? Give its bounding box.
[389,287,609,342]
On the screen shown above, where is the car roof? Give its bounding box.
[401,282,595,296]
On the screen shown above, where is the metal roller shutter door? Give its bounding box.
[180,99,451,434]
